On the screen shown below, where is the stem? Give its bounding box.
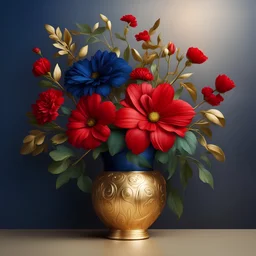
[163,55,172,81]
[169,60,181,76]
[108,29,115,48]
[194,100,205,110]
[72,150,91,166]
[170,64,187,84]
[189,118,205,128]
[102,35,112,50]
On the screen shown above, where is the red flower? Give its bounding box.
[32,47,41,54]
[120,14,137,27]
[201,86,214,97]
[32,58,51,77]
[215,74,235,93]
[204,93,224,106]
[167,42,176,55]
[130,68,154,81]
[114,83,195,154]
[67,94,116,150]
[135,30,150,42]
[32,89,64,125]
[186,47,208,64]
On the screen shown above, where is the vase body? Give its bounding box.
[92,146,166,240]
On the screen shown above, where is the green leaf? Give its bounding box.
[56,171,70,189]
[167,189,183,218]
[126,151,152,168]
[155,151,169,164]
[92,143,108,160]
[39,80,58,89]
[48,159,71,174]
[200,155,211,168]
[92,27,106,35]
[86,36,101,44]
[49,145,75,161]
[77,175,92,193]
[123,45,130,62]
[115,33,126,41]
[107,131,125,156]
[76,23,91,34]
[174,87,184,99]
[60,106,71,116]
[167,156,178,179]
[180,160,193,188]
[176,131,197,155]
[198,165,214,189]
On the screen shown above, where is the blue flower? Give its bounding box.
[64,50,132,97]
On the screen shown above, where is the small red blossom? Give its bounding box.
[167,42,176,55]
[215,74,235,93]
[32,47,41,54]
[201,86,214,97]
[135,30,150,42]
[186,47,208,64]
[120,14,137,28]
[32,89,64,125]
[67,94,116,150]
[114,83,195,154]
[32,58,51,77]
[130,68,154,81]
[204,93,224,106]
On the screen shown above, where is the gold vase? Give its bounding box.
[92,171,166,240]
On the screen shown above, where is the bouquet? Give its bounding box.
[21,13,235,218]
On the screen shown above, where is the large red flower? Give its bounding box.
[67,94,116,150]
[32,58,51,76]
[130,68,154,81]
[32,89,64,125]
[135,30,150,42]
[186,47,208,64]
[120,14,137,27]
[114,83,195,154]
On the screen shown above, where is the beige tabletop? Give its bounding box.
[0,229,255,256]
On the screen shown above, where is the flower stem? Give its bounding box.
[194,100,205,110]
[170,64,187,84]
[163,55,172,81]
[72,150,91,166]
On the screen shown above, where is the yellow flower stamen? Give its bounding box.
[148,112,160,123]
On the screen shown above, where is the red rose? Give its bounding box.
[120,14,137,28]
[115,83,195,154]
[167,42,176,55]
[204,93,224,106]
[32,58,51,77]
[130,68,154,81]
[215,74,235,93]
[32,47,41,54]
[32,89,64,125]
[201,86,214,97]
[135,30,150,42]
[67,94,116,150]
[186,47,208,64]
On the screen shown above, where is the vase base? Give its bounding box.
[107,229,149,240]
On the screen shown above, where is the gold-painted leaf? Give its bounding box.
[20,141,36,155]
[179,73,193,80]
[56,27,62,39]
[29,130,42,136]
[201,109,225,127]
[112,47,120,57]
[45,24,55,34]
[53,64,61,82]
[23,135,35,143]
[100,14,109,22]
[142,42,159,50]
[92,22,99,32]
[35,134,46,146]
[207,144,225,162]
[198,135,207,148]
[143,52,158,65]
[51,133,68,145]
[70,30,81,36]
[149,18,160,35]
[49,34,59,41]
[131,48,143,62]
[195,121,210,126]
[106,20,112,30]
[58,50,68,55]
[32,144,45,156]
[200,127,212,138]
[53,43,66,50]
[64,28,72,45]
[157,34,162,46]
[78,45,88,58]
[180,82,197,103]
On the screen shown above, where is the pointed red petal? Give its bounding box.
[140,94,153,113]
[92,124,110,141]
[141,82,153,96]
[97,101,116,125]
[138,120,156,131]
[157,122,187,137]
[83,131,101,149]
[85,94,101,117]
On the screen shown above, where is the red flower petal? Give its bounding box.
[141,82,154,96]
[126,128,150,154]
[150,127,176,152]
[67,121,86,130]
[92,124,110,142]
[130,68,154,81]
[69,109,86,122]
[85,94,101,117]
[157,122,187,137]
[115,108,146,128]
[138,120,156,131]
[186,47,208,64]
[215,74,235,93]
[67,128,89,148]
[97,101,116,125]
[140,94,153,113]
[83,131,101,149]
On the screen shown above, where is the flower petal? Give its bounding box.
[157,122,187,137]
[67,128,89,148]
[126,128,150,154]
[150,127,176,152]
[141,82,153,96]
[85,94,101,117]
[97,101,116,125]
[138,120,156,131]
[140,94,153,113]
[92,124,110,141]
[83,131,101,149]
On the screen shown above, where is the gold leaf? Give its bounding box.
[142,42,159,50]
[180,82,197,103]
[32,144,45,156]
[107,20,112,30]
[131,48,143,62]
[201,110,225,127]
[112,47,120,57]
[207,144,225,162]
[143,52,158,65]
[157,34,162,46]
[56,27,62,39]
[53,43,65,50]
[70,43,76,53]
[149,18,160,35]
[35,133,46,145]
[58,50,68,55]
[23,135,35,143]
[179,73,193,80]
[51,133,68,145]
[78,45,88,58]
[20,141,36,155]
[45,24,55,34]
[198,135,207,148]
[70,30,81,35]
[29,130,42,136]
[64,28,72,45]
[53,64,61,82]
[92,22,99,32]
[100,14,109,22]
[200,127,212,138]
[195,121,210,126]
[49,34,59,41]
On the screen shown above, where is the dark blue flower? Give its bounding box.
[64,50,132,97]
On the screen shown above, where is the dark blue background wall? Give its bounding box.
[1,0,256,228]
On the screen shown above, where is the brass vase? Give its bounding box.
[92,170,166,240]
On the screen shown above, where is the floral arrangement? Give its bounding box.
[21,14,235,217]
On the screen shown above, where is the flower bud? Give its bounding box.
[167,42,176,55]
[106,20,112,30]
[92,22,99,32]
[32,47,41,55]
[100,14,109,22]
[124,27,129,36]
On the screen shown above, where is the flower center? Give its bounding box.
[87,118,96,127]
[91,72,100,79]
[148,112,160,122]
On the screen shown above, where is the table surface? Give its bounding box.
[0,229,256,256]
